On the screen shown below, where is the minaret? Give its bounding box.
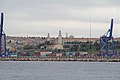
[46,33,50,41]
[59,30,61,36]
[66,32,68,38]
[48,33,50,38]
[58,30,63,45]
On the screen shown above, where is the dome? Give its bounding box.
[69,35,74,38]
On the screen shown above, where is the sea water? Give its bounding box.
[0,61,120,80]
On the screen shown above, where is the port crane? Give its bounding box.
[100,19,114,57]
[0,13,6,56]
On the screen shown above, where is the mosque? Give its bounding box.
[46,30,120,50]
[46,30,98,50]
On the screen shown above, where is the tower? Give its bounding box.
[46,33,50,41]
[66,32,68,38]
[58,30,63,45]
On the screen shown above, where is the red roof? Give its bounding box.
[40,50,46,52]
[63,38,99,41]
[63,38,120,41]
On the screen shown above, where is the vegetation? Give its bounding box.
[22,40,120,54]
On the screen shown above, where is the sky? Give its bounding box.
[0,0,120,38]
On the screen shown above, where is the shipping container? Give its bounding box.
[34,51,40,57]
[11,54,17,57]
[80,52,88,55]
[75,52,80,56]
[40,50,47,57]
[8,52,17,57]
[65,52,70,56]
[40,53,46,57]
[46,53,56,57]
[30,51,34,56]
[46,52,52,55]
[65,52,76,57]
[56,53,63,57]
[46,52,53,56]
[40,50,46,52]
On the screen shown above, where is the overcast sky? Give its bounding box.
[0,0,120,38]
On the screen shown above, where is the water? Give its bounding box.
[0,61,120,80]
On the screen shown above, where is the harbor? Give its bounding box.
[0,2,120,62]
[1,1,120,80]
[1,12,120,61]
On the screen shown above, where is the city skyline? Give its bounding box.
[1,0,120,38]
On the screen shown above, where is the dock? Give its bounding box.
[0,56,120,62]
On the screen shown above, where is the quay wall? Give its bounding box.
[0,57,120,62]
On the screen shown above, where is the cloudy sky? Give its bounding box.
[0,0,120,38]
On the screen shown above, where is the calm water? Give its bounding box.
[0,61,120,80]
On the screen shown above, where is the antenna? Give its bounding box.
[89,17,92,50]
[90,17,91,40]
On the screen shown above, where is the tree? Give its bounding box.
[23,45,34,50]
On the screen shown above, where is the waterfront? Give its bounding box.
[1,56,120,62]
[0,61,120,80]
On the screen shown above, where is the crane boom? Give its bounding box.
[109,19,113,38]
[0,13,6,56]
[0,13,3,55]
[0,13,3,37]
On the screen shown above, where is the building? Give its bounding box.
[63,38,99,44]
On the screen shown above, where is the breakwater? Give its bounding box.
[0,56,120,62]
